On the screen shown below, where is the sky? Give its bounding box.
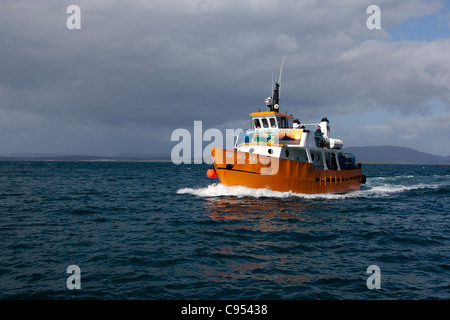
[0,0,449,157]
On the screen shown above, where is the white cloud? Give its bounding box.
[275,34,300,53]
[340,111,450,156]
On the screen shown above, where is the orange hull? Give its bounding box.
[211,148,363,194]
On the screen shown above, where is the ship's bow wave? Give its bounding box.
[177,176,448,200]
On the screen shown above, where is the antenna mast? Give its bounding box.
[278,52,286,86]
[272,53,286,109]
[265,54,287,112]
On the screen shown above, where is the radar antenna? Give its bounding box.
[265,54,287,112]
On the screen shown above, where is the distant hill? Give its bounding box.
[344,145,450,164]
[0,153,171,161]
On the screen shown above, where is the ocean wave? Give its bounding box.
[177,181,443,200]
[177,183,293,199]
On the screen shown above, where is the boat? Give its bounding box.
[207,67,366,194]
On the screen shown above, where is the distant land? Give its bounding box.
[0,153,172,162]
[0,146,449,164]
[344,146,450,164]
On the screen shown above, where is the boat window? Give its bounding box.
[262,118,269,128]
[235,131,245,147]
[280,117,287,128]
[331,153,338,170]
[297,149,308,162]
[269,117,277,128]
[254,119,261,129]
[235,131,252,147]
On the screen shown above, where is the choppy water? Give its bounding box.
[0,161,449,300]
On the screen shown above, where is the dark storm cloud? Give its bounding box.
[0,0,449,155]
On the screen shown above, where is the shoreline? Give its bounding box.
[0,158,449,165]
[358,160,450,165]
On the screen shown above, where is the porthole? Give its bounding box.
[249,148,254,153]
[268,149,273,154]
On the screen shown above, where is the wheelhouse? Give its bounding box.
[250,111,294,129]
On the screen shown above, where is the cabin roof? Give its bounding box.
[249,111,294,118]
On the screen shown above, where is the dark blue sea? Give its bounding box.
[0,161,449,300]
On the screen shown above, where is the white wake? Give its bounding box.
[177,179,443,200]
